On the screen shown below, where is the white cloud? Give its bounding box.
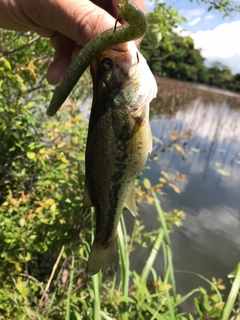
[191,20,240,73]
[185,8,205,20]
[205,14,214,21]
[144,0,155,12]
[174,26,190,37]
[188,17,201,26]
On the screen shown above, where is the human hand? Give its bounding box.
[0,0,145,85]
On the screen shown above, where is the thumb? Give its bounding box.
[45,0,117,46]
[44,0,117,84]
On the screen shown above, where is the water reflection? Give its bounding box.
[138,77,240,307]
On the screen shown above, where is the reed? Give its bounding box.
[222,263,240,320]
[83,192,240,319]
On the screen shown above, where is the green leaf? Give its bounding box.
[16,280,29,298]
[194,297,203,316]
[155,32,163,46]
[216,169,229,176]
[174,144,185,154]
[211,293,220,303]
[208,305,224,317]
[190,147,200,153]
[222,263,240,320]
[143,178,151,189]
[199,287,207,294]
[73,310,83,320]
[213,162,222,167]
[110,296,135,304]
[168,183,180,194]
[27,151,36,160]
[228,263,240,278]
[3,58,12,70]
[56,163,68,170]
[153,136,163,144]
[15,74,27,92]
[19,218,25,227]
[159,282,172,291]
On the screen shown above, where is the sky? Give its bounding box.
[145,0,240,74]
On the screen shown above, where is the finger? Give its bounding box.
[45,0,117,46]
[50,33,77,58]
[47,33,78,84]
[47,33,83,85]
[91,0,116,18]
[71,45,83,61]
[47,55,72,85]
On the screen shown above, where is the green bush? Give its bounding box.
[0,30,239,320]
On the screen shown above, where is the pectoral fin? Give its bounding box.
[124,186,137,217]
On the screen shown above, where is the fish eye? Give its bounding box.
[101,58,113,71]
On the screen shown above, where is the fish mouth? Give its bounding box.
[91,40,157,116]
[130,104,144,114]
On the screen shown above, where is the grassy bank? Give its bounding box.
[0,184,239,319]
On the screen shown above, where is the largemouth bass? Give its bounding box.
[84,41,157,276]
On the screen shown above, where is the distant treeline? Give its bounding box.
[141,29,240,94]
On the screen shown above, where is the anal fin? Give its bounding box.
[124,186,137,217]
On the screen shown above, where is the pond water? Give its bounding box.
[129,77,240,310]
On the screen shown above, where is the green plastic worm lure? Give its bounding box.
[47,0,147,116]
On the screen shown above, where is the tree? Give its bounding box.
[207,62,234,89]
[141,3,239,93]
[141,30,208,83]
[191,0,240,17]
[233,73,240,92]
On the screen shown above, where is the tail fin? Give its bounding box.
[86,238,119,276]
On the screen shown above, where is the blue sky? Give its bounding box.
[145,0,240,74]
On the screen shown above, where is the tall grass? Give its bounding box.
[2,193,239,319]
[76,192,239,320]
[222,263,240,320]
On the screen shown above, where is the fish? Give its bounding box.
[83,41,158,276]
